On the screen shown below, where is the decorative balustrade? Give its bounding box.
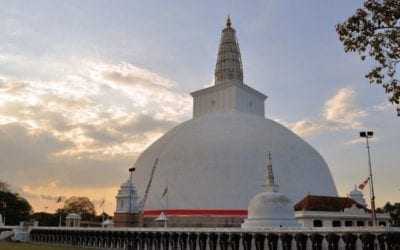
[26,227,400,250]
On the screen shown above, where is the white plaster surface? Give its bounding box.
[242,191,299,228]
[115,178,141,213]
[133,111,338,210]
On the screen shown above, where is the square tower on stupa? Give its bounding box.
[191,17,267,118]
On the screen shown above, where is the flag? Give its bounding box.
[56,196,63,203]
[161,187,168,198]
[358,177,370,190]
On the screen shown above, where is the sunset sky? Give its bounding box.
[0,0,399,214]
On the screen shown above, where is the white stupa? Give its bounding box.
[242,152,299,228]
[348,185,367,207]
[132,17,337,216]
[115,168,141,214]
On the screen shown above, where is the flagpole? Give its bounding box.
[366,135,377,226]
[360,131,377,226]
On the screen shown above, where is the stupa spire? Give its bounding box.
[226,15,232,27]
[214,16,243,85]
[266,152,279,192]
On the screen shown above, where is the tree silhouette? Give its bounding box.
[337,0,400,108]
[0,190,32,225]
[59,196,96,221]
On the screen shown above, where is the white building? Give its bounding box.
[115,170,141,214]
[114,169,143,227]
[65,213,81,228]
[294,193,391,227]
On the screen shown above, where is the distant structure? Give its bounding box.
[117,17,337,227]
[242,152,299,228]
[294,194,390,227]
[65,213,81,228]
[113,168,141,227]
[348,185,367,207]
[101,219,114,228]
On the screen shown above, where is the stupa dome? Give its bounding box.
[134,111,337,211]
[243,191,298,228]
[242,152,299,228]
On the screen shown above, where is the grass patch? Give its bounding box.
[0,242,80,250]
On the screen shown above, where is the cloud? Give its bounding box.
[323,88,366,129]
[101,63,173,89]
[288,87,366,137]
[288,120,325,138]
[0,55,191,213]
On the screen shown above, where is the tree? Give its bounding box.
[95,212,112,222]
[30,212,59,226]
[0,190,32,225]
[336,0,400,107]
[61,196,96,221]
[379,202,400,226]
[0,181,10,192]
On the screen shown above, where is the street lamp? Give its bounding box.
[359,130,377,226]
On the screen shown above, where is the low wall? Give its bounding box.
[27,226,400,250]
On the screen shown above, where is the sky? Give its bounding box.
[0,0,399,214]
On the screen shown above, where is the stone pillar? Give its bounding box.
[198,233,207,250]
[295,233,308,250]
[209,233,218,250]
[171,232,179,250]
[281,233,293,250]
[219,233,229,250]
[254,233,266,250]
[242,233,252,250]
[153,232,162,250]
[310,233,324,250]
[162,232,170,250]
[230,233,241,250]
[179,233,188,250]
[267,233,279,250]
[342,233,358,250]
[360,233,375,250]
[326,233,340,250]
[188,233,197,250]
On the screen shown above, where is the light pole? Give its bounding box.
[359,130,377,226]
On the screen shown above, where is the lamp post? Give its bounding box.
[359,130,377,226]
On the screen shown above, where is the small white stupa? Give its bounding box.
[348,185,367,207]
[115,168,141,214]
[242,152,299,228]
